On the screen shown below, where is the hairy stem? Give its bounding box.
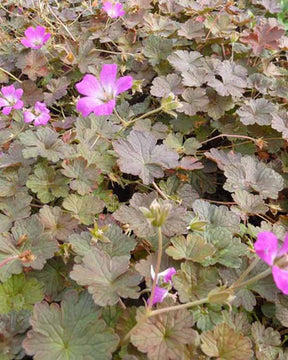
[231,268,272,290]
[232,256,260,288]
[200,133,256,145]
[147,226,163,312]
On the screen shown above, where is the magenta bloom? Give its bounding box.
[254,231,288,295]
[102,1,125,18]
[76,64,133,117]
[148,266,176,306]
[24,102,50,126]
[21,25,51,49]
[0,85,23,115]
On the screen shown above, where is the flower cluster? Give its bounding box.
[255,231,288,294]
[0,84,50,126]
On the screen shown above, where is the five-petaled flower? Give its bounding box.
[76,64,133,117]
[24,102,50,126]
[0,85,23,115]
[148,266,176,306]
[21,25,51,49]
[102,1,125,18]
[255,231,288,295]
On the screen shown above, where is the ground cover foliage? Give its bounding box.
[0,0,288,359]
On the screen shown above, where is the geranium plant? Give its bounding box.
[0,0,288,359]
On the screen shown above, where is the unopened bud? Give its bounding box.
[161,94,182,118]
[187,216,206,231]
[208,286,235,305]
[140,199,172,227]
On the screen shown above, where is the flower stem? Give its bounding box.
[231,268,272,290]
[126,106,163,127]
[200,133,256,145]
[232,256,260,288]
[147,226,163,312]
[148,297,209,318]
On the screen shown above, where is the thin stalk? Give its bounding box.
[232,256,260,288]
[152,181,169,200]
[200,133,256,145]
[148,297,209,318]
[232,268,272,290]
[0,67,22,83]
[147,226,163,312]
[127,106,163,126]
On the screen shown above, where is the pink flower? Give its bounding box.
[24,102,50,126]
[102,1,125,18]
[148,266,176,306]
[254,231,288,295]
[76,64,133,117]
[0,85,23,115]
[21,25,51,49]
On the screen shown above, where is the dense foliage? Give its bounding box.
[0,0,288,359]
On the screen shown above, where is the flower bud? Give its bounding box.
[187,216,206,231]
[140,199,172,227]
[208,286,235,305]
[161,94,182,118]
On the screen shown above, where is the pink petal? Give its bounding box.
[35,101,49,113]
[24,111,35,123]
[24,26,36,39]
[76,96,103,117]
[93,99,115,116]
[35,26,46,36]
[100,64,117,94]
[114,3,125,17]
[0,98,9,107]
[34,113,50,126]
[148,286,168,306]
[2,107,12,115]
[272,266,288,295]
[102,1,113,12]
[43,33,51,43]
[158,267,177,283]
[15,88,23,99]
[21,38,32,48]
[76,74,103,97]
[115,76,133,95]
[279,233,288,257]
[13,100,23,110]
[254,231,279,266]
[1,85,15,97]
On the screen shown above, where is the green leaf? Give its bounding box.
[166,234,215,262]
[23,290,119,360]
[68,224,136,258]
[0,192,32,232]
[62,194,104,225]
[0,215,58,281]
[113,192,187,238]
[192,199,240,234]
[0,274,44,314]
[251,322,282,360]
[205,88,234,120]
[223,155,284,199]
[0,310,31,360]
[131,301,198,360]
[276,295,288,327]
[192,304,223,332]
[0,167,30,197]
[61,157,102,195]
[28,258,72,301]
[27,162,69,203]
[201,323,254,360]
[39,205,78,241]
[237,99,274,126]
[178,88,209,116]
[231,190,268,220]
[208,60,247,97]
[19,127,71,161]
[143,35,173,66]
[113,130,179,185]
[150,74,184,98]
[70,248,142,306]
[173,262,218,302]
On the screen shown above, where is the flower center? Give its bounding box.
[274,254,288,269]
